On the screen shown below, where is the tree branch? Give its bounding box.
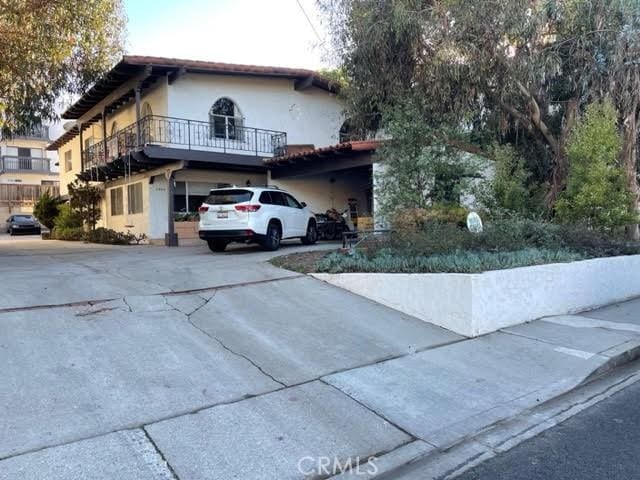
[446,139,487,158]
[500,101,533,130]
[515,81,560,155]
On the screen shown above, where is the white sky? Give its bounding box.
[52,1,334,140]
[124,0,334,70]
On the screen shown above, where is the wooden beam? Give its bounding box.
[294,75,315,91]
[102,109,108,160]
[78,122,84,171]
[270,152,373,179]
[77,65,152,125]
[168,67,187,85]
[135,84,142,147]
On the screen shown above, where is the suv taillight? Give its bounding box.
[235,204,261,212]
[198,205,209,213]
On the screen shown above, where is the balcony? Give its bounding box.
[83,115,288,172]
[1,156,52,173]
[9,126,50,141]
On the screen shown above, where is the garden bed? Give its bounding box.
[271,219,640,337]
[312,255,640,337]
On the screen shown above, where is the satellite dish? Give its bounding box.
[466,212,483,233]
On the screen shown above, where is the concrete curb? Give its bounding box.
[328,347,640,480]
[585,338,640,382]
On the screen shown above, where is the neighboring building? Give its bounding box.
[1,125,59,218]
[48,55,379,244]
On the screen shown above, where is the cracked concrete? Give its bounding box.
[0,239,322,310]
[0,429,175,480]
[2,237,640,479]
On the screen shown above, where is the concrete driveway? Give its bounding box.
[0,238,460,478]
[0,236,329,309]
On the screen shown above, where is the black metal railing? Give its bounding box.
[83,115,287,170]
[1,156,51,173]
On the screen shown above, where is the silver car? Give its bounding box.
[5,214,41,235]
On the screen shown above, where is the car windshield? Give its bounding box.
[14,215,35,222]
[204,189,253,205]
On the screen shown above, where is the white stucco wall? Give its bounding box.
[167,73,343,148]
[101,171,152,238]
[268,169,372,216]
[313,255,640,337]
[57,80,169,196]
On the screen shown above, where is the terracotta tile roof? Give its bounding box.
[59,55,339,121]
[264,140,380,165]
[123,55,331,82]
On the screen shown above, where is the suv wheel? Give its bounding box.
[8,228,14,236]
[262,223,281,251]
[207,239,228,252]
[301,221,318,245]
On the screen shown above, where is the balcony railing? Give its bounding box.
[8,125,50,141]
[1,156,51,173]
[83,115,288,170]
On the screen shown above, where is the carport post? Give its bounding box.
[165,171,179,246]
[134,85,142,148]
[78,122,84,171]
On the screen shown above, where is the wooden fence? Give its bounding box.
[0,183,60,203]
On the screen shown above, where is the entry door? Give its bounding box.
[17,147,31,170]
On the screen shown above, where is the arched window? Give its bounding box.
[209,98,241,140]
[142,102,153,119]
[339,118,371,143]
[339,119,359,143]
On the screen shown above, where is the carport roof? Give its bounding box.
[263,140,379,166]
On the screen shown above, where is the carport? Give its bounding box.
[265,140,379,228]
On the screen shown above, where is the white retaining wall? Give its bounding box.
[312,255,640,337]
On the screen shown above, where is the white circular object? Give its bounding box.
[466,212,483,233]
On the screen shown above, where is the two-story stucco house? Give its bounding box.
[1,126,59,218]
[48,56,378,244]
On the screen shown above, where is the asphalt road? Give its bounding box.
[455,378,640,480]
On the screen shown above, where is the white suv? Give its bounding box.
[198,186,318,252]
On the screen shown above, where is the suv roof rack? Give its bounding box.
[208,184,285,193]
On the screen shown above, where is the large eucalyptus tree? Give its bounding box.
[0,0,126,136]
[322,0,640,232]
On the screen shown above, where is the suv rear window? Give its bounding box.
[204,189,253,205]
[259,191,286,205]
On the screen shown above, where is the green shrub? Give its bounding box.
[50,224,146,245]
[360,218,640,260]
[556,100,636,230]
[83,228,148,245]
[174,212,199,222]
[33,192,60,229]
[51,227,84,241]
[68,180,102,230]
[316,248,585,274]
[476,144,547,218]
[54,204,83,230]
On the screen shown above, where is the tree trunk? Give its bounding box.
[545,98,578,207]
[546,149,569,207]
[622,107,639,240]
